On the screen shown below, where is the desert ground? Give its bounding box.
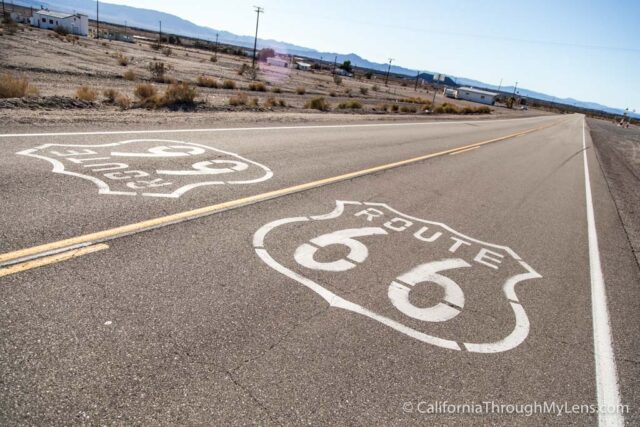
[0,21,550,131]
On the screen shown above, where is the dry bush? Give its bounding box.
[75,86,97,102]
[278,99,287,107]
[433,103,460,114]
[295,87,306,95]
[161,82,197,107]
[305,97,330,111]
[344,88,352,97]
[372,84,380,91]
[333,75,342,85]
[134,83,158,101]
[249,97,259,107]
[0,73,39,98]
[271,87,282,93]
[148,61,166,82]
[222,79,236,89]
[329,91,336,97]
[196,75,218,88]
[115,94,131,109]
[115,52,129,66]
[337,100,363,109]
[400,105,417,113]
[123,69,136,81]
[229,92,248,106]
[161,47,172,56]
[360,86,369,95]
[378,104,389,112]
[248,82,267,92]
[65,34,79,44]
[238,63,249,76]
[391,104,399,112]
[103,89,119,103]
[264,96,277,108]
[210,55,217,62]
[53,25,68,36]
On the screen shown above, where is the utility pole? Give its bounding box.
[497,78,503,92]
[332,55,337,75]
[124,20,127,37]
[95,0,99,39]
[251,6,264,74]
[512,81,518,96]
[384,58,394,86]
[414,70,420,91]
[2,0,6,20]
[158,20,162,44]
[214,32,219,60]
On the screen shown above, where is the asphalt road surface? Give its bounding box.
[1,115,638,426]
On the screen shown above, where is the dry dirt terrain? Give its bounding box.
[0,23,548,131]
[588,118,640,267]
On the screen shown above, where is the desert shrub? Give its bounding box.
[65,34,79,44]
[305,97,330,111]
[238,63,249,76]
[102,89,119,103]
[295,87,306,95]
[391,104,399,112]
[222,79,236,89]
[433,103,461,114]
[115,52,129,66]
[333,75,342,85]
[401,82,408,87]
[378,104,389,112]
[460,106,491,114]
[115,94,131,109]
[53,25,68,36]
[134,83,157,101]
[278,99,286,107]
[364,71,373,79]
[210,55,217,62]
[161,82,197,106]
[400,96,432,104]
[249,97,259,107]
[248,82,267,92]
[372,84,380,91]
[344,88,352,96]
[400,105,417,113]
[150,42,161,50]
[196,75,218,88]
[123,69,136,81]
[161,47,172,56]
[148,61,166,82]
[75,86,97,102]
[229,92,248,106]
[329,91,336,97]
[360,86,369,95]
[337,100,363,109]
[264,96,277,107]
[0,73,39,98]
[271,87,282,93]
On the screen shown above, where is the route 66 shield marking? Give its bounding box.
[254,201,542,353]
[17,139,273,198]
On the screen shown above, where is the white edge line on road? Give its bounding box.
[583,118,624,427]
[0,115,552,138]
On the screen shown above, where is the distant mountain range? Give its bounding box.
[14,0,638,118]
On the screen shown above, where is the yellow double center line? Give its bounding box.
[0,119,561,275]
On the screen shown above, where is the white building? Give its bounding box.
[266,57,289,68]
[295,62,311,71]
[30,9,89,36]
[455,87,497,105]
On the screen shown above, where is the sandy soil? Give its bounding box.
[1,23,549,130]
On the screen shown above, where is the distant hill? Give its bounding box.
[14,0,638,119]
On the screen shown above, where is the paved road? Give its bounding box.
[1,115,638,425]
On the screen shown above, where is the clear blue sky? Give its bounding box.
[107,0,638,111]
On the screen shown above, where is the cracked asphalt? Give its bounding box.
[1,115,638,425]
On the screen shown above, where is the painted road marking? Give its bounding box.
[253,201,541,352]
[582,119,624,427]
[449,146,480,155]
[0,120,560,268]
[17,139,273,198]
[0,244,109,278]
[0,116,554,138]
